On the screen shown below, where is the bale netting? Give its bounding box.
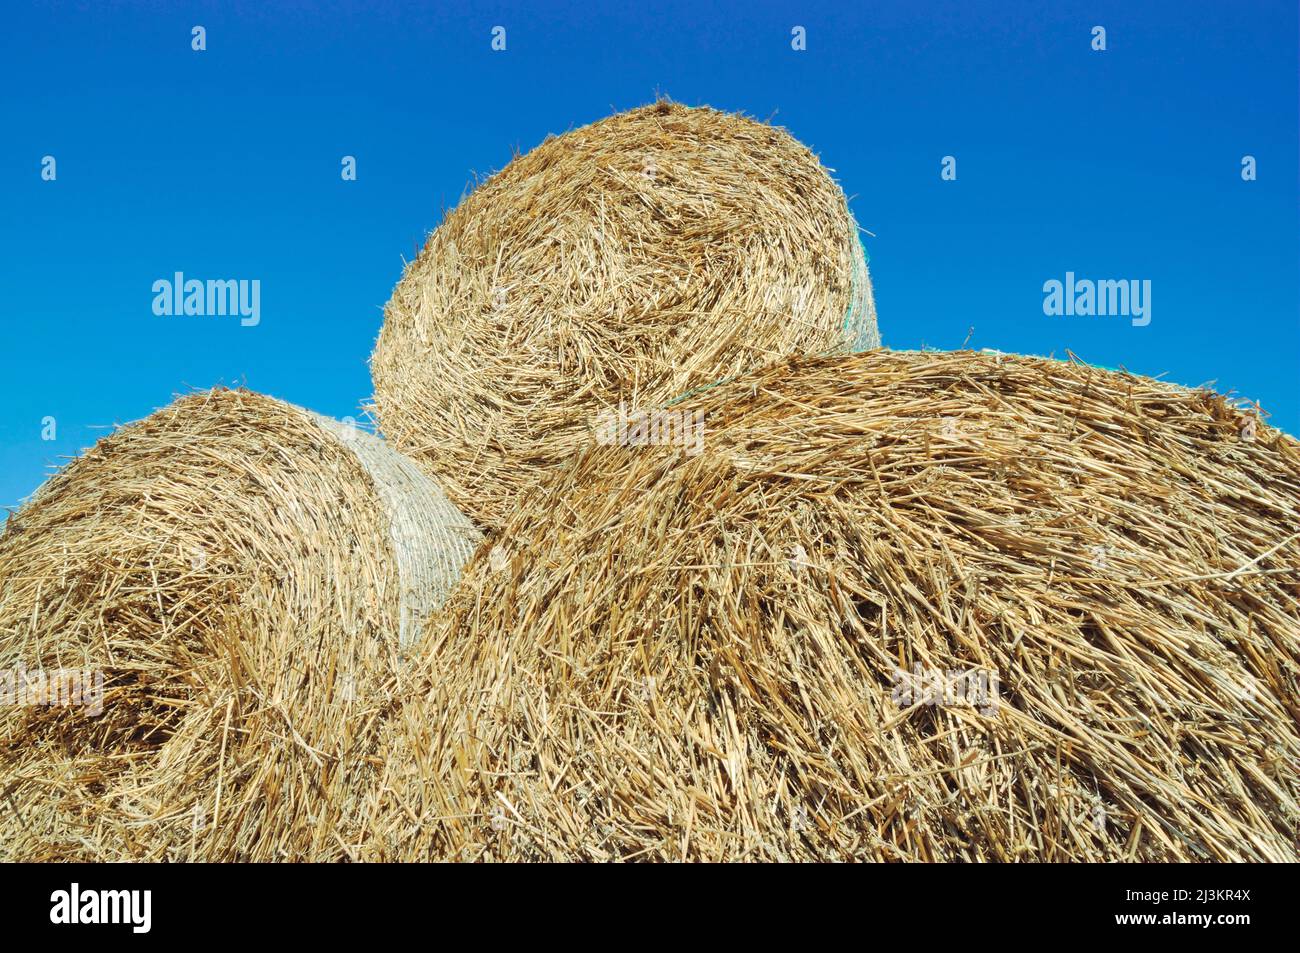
[0,388,482,861]
[364,349,1300,862]
[371,100,879,531]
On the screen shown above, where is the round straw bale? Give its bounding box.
[371,101,878,530]
[365,350,1300,862]
[0,388,481,860]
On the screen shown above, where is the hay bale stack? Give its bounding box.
[0,388,481,861]
[371,101,878,530]
[366,350,1300,862]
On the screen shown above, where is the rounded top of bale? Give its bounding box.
[0,387,481,860]
[367,349,1300,862]
[371,101,878,530]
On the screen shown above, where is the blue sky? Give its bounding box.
[2,0,1296,511]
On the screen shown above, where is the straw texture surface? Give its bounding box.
[0,388,480,860]
[365,350,1300,862]
[371,101,878,530]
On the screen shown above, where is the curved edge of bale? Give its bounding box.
[305,411,483,646]
[368,101,881,532]
[0,388,483,861]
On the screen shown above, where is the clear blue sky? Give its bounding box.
[2,0,1296,511]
